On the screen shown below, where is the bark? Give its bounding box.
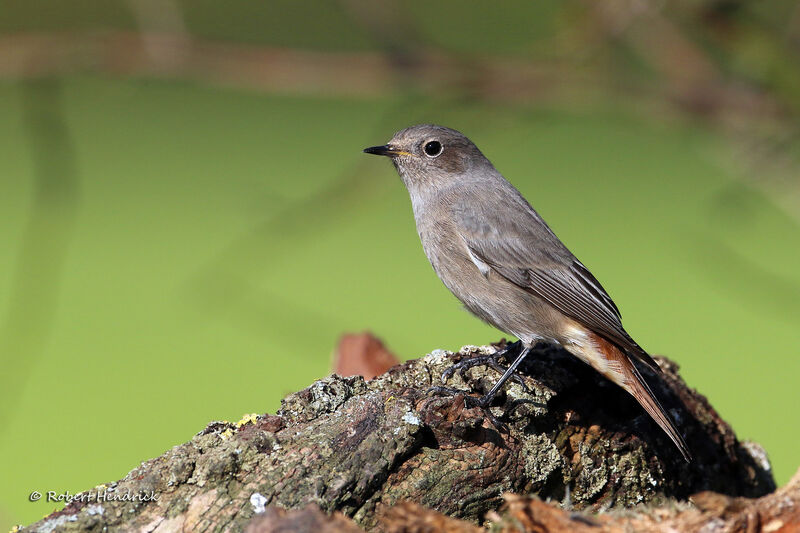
[21,341,775,532]
[381,468,800,532]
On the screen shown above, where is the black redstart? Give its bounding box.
[363,124,691,461]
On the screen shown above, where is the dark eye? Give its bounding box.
[424,140,442,157]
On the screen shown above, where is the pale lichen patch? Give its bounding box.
[522,434,564,487]
[250,492,267,514]
[402,411,421,426]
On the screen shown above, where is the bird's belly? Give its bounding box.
[422,235,561,344]
[453,273,561,344]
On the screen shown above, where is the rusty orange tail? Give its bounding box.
[593,333,692,461]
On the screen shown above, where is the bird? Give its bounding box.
[363,124,691,461]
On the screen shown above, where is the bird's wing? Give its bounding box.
[453,197,661,373]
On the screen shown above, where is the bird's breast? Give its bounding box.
[412,206,565,344]
[416,222,465,283]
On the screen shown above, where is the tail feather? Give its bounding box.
[593,334,692,462]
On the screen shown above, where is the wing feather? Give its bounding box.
[454,198,661,373]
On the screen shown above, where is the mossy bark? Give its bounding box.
[21,342,774,532]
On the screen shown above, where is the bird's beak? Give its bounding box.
[363,144,414,157]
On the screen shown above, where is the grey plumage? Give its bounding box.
[364,124,691,461]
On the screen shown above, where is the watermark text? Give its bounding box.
[29,489,158,504]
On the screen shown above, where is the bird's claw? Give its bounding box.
[441,355,498,382]
[425,386,505,428]
[441,341,531,393]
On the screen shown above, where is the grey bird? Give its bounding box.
[363,124,691,461]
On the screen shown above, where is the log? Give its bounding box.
[379,469,800,532]
[20,341,775,532]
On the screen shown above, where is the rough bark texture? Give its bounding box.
[21,342,775,532]
[381,467,800,533]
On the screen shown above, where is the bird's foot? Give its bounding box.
[426,386,505,428]
[441,341,531,392]
[427,386,492,408]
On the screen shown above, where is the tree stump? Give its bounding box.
[20,342,775,532]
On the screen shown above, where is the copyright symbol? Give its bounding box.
[29,491,41,501]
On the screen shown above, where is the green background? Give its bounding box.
[2,1,800,529]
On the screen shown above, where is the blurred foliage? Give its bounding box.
[1,1,800,530]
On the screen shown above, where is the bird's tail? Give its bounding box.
[592,333,692,462]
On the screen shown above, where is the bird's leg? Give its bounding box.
[428,346,533,412]
[468,346,532,408]
[441,340,530,391]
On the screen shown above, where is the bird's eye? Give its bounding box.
[423,140,443,157]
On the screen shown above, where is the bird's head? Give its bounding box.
[363,124,492,192]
